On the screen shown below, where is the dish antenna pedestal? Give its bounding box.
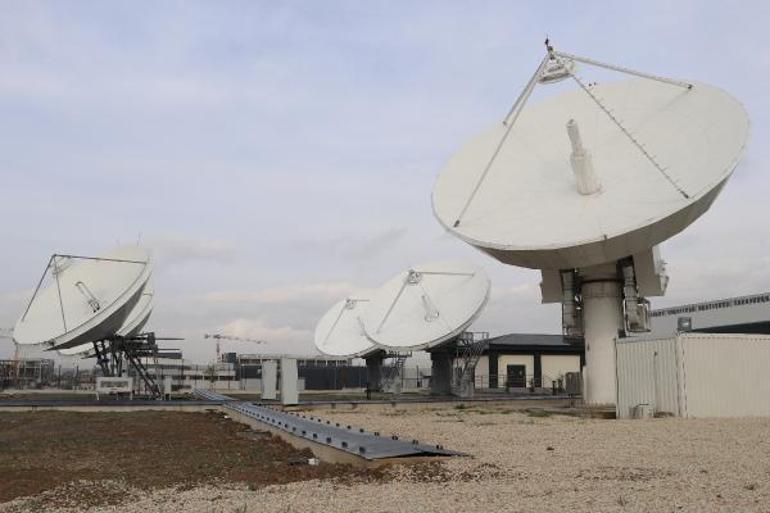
[91,332,183,398]
[13,247,181,399]
[314,296,411,395]
[362,350,410,394]
[360,261,490,397]
[433,42,749,406]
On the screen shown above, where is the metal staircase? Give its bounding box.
[452,332,489,397]
[381,354,408,394]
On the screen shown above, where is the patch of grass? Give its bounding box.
[527,409,552,418]
[0,411,377,507]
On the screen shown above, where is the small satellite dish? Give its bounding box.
[314,297,378,358]
[360,261,490,351]
[57,283,154,357]
[14,245,152,351]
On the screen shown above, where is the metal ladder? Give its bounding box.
[381,354,407,394]
[452,332,489,396]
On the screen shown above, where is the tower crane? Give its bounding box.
[203,333,266,362]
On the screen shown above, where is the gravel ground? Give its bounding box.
[3,404,770,512]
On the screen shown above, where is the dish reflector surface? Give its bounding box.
[117,284,154,338]
[57,283,154,357]
[433,79,749,269]
[314,297,376,358]
[14,246,151,350]
[361,261,490,351]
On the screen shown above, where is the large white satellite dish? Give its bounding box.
[14,246,152,351]
[116,283,154,338]
[58,283,154,357]
[434,77,748,269]
[314,297,379,358]
[431,42,750,405]
[360,261,490,351]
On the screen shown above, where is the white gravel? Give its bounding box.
[3,404,770,512]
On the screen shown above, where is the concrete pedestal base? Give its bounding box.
[365,353,384,392]
[581,263,624,407]
[430,352,453,395]
[455,372,474,398]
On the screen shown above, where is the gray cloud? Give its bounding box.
[0,1,767,364]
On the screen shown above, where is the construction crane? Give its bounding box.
[203,333,266,362]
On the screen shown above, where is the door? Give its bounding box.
[506,364,526,388]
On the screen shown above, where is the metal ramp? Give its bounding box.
[194,390,461,461]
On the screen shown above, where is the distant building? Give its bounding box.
[141,354,364,392]
[0,359,55,389]
[648,292,770,337]
[234,354,362,390]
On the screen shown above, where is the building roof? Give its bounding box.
[651,292,770,318]
[646,291,770,338]
[485,333,584,352]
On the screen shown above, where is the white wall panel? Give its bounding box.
[541,355,581,384]
[681,334,770,418]
[617,333,770,418]
[616,337,681,419]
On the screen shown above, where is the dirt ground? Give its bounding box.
[3,404,770,512]
[0,410,376,509]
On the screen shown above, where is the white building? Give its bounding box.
[617,333,770,418]
[475,334,584,389]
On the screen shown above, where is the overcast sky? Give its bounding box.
[0,1,768,364]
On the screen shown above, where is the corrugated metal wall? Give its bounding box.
[617,333,770,418]
[616,337,681,419]
[680,334,770,418]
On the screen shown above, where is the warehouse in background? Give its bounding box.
[648,292,770,337]
[222,353,367,391]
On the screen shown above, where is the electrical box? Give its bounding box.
[565,372,582,395]
[280,358,299,406]
[261,361,277,400]
[625,298,652,332]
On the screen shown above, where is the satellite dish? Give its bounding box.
[314,297,378,358]
[56,343,93,357]
[58,283,154,357]
[431,43,749,405]
[116,283,154,338]
[14,245,152,351]
[434,76,748,271]
[360,261,490,351]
